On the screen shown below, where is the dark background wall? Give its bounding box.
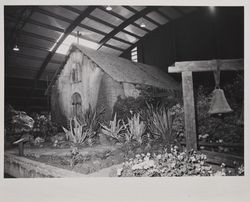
[121,7,244,86]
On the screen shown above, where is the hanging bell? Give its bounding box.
[208,88,233,115]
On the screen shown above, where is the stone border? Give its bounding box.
[4,153,87,178]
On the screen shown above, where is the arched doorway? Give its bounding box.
[71,92,82,118]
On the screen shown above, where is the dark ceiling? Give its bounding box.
[4,5,199,112]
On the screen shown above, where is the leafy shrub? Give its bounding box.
[32,114,58,139]
[101,113,125,142]
[118,145,244,177]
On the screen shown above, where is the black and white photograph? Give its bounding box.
[1,0,249,201]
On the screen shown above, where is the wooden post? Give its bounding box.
[18,142,24,156]
[182,71,197,151]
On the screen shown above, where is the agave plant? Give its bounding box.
[126,113,146,145]
[62,117,89,145]
[101,113,125,141]
[145,103,176,151]
[81,105,104,135]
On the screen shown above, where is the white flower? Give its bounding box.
[156,154,162,160]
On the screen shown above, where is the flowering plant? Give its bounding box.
[118,145,243,177]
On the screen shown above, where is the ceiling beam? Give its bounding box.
[20,30,57,43]
[27,18,65,33]
[62,6,139,44]
[35,6,96,80]
[98,6,160,50]
[35,7,72,23]
[98,6,151,33]
[155,9,172,21]
[18,41,50,52]
[123,6,161,26]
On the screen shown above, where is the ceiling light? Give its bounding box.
[140,23,146,28]
[13,45,19,51]
[106,6,112,11]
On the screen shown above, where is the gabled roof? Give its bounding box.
[69,43,180,90]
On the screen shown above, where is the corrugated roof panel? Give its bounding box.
[17,46,48,58]
[46,63,60,71]
[52,53,66,62]
[111,6,134,18]
[135,17,158,31]
[30,12,69,30]
[146,11,169,25]
[23,23,62,40]
[72,26,104,42]
[70,6,88,12]
[99,46,122,56]
[6,68,37,79]
[40,6,79,20]
[115,31,139,43]
[40,71,55,81]
[159,7,182,19]
[132,6,146,11]
[19,34,54,49]
[81,17,113,33]
[106,38,130,50]
[91,8,123,26]
[8,56,43,68]
[124,24,147,37]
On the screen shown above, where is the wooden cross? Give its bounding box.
[168,59,243,151]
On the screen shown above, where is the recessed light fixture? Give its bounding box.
[13,45,19,51]
[140,23,146,28]
[106,6,112,11]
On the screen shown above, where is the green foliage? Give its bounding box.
[32,114,59,139]
[80,105,104,134]
[126,113,146,145]
[118,146,244,177]
[63,106,104,146]
[63,117,88,144]
[101,113,125,141]
[144,103,182,151]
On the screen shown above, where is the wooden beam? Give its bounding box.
[123,6,161,26]
[20,30,57,43]
[98,6,160,50]
[35,6,96,80]
[182,71,197,151]
[18,41,50,52]
[27,18,65,33]
[200,150,243,167]
[98,6,150,35]
[168,59,244,73]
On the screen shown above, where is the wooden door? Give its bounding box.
[71,93,82,118]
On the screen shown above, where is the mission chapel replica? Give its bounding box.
[50,44,180,126]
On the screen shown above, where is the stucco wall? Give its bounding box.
[96,74,125,120]
[51,50,104,126]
